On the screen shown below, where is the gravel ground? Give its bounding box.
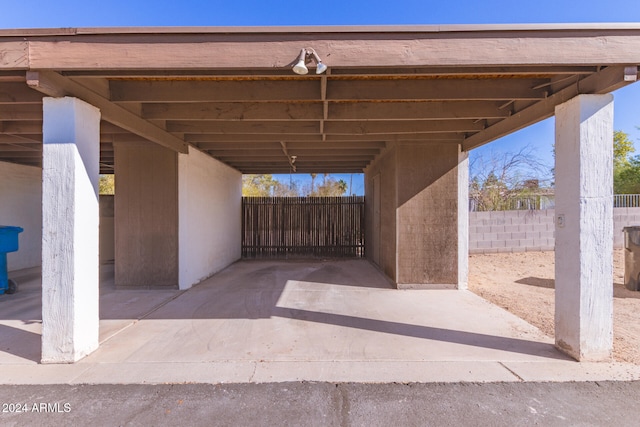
[469,249,640,364]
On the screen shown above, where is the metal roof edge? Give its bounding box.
[1,23,640,37]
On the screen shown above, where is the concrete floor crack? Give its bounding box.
[499,362,525,381]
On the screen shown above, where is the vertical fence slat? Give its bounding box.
[242,196,365,259]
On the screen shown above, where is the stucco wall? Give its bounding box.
[114,142,179,288]
[99,195,114,263]
[469,207,640,253]
[365,147,397,281]
[0,161,42,271]
[396,142,460,286]
[178,147,242,290]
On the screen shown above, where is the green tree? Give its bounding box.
[99,175,115,195]
[614,130,635,170]
[615,156,640,194]
[305,176,348,196]
[613,130,638,194]
[242,174,280,196]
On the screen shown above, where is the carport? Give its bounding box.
[0,24,639,364]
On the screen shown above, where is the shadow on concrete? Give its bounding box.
[0,324,41,363]
[271,307,570,361]
[0,260,567,364]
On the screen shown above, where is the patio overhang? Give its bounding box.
[1,24,639,174]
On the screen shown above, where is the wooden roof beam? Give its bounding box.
[327,79,548,101]
[462,65,638,151]
[324,120,485,134]
[196,141,386,150]
[26,71,188,153]
[185,133,323,143]
[141,102,324,121]
[61,66,598,79]
[328,101,510,120]
[111,80,321,103]
[20,30,640,70]
[207,148,380,157]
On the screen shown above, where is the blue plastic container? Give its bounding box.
[0,226,23,295]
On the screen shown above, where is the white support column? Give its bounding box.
[42,97,101,363]
[457,146,469,290]
[554,94,614,361]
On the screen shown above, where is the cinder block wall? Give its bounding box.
[469,207,640,253]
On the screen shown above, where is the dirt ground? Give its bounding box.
[469,249,640,365]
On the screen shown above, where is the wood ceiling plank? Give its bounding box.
[167,120,320,134]
[0,134,41,143]
[324,133,465,141]
[0,121,42,134]
[0,151,42,158]
[0,82,43,104]
[185,133,323,142]
[215,155,375,162]
[208,148,379,157]
[327,79,548,101]
[328,101,509,120]
[0,104,43,120]
[324,120,485,134]
[111,80,321,102]
[196,141,385,150]
[141,102,324,120]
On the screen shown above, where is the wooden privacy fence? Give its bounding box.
[242,196,365,258]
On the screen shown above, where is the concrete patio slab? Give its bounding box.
[1,259,639,384]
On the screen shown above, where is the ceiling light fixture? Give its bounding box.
[292,48,328,75]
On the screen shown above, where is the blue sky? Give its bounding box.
[2,0,639,194]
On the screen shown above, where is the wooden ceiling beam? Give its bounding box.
[167,120,320,134]
[0,134,41,143]
[26,71,188,153]
[171,119,481,135]
[22,32,640,70]
[196,141,386,150]
[0,121,42,134]
[208,148,379,157]
[61,66,598,79]
[0,104,43,120]
[141,101,324,120]
[462,65,635,151]
[0,151,42,158]
[185,133,323,143]
[324,133,465,141]
[239,168,364,174]
[328,100,510,120]
[0,82,43,104]
[216,155,375,163]
[324,120,485,134]
[111,80,321,103]
[327,78,548,101]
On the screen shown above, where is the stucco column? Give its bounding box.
[457,148,469,290]
[554,94,614,361]
[41,97,101,363]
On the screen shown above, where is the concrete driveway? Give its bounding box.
[1,259,639,384]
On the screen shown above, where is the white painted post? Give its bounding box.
[457,146,469,290]
[554,94,614,361]
[42,97,101,363]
